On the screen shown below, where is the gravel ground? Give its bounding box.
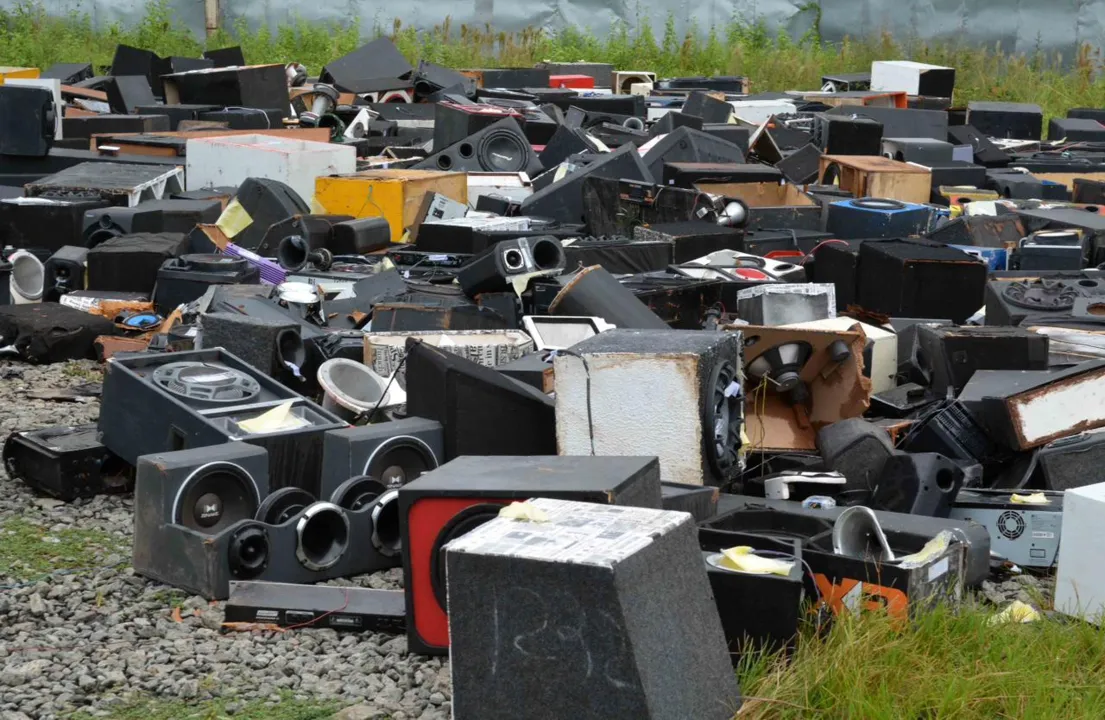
[0,360,452,720]
[0,359,1057,720]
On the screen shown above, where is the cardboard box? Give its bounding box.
[315,170,468,242]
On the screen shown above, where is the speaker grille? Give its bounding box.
[478,130,529,172]
[152,362,261,403]
[365,436,439,489]
[173,461,260,533]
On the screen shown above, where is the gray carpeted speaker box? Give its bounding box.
[554,329,744,487]
[817,418,896,495]
[133,443,404,599]
[199,311,309,386]
[445,497,741,720]
[319,417,444,501]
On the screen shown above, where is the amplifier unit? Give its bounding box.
[3,424,132,501]
[950,489,1062,568]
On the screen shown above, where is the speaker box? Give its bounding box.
[538,124,601,169]
[1036,431,1105,492]
[2,424,132,501]
[105,75,157,114]
[582,178,740,237]
[817,418,895,496]
[319,417,444,500]
[947,125,1011,167]
[811,113,883,155]
[826,198,931,239]
[872,451,964,518]
[776,143,823,184]
[700,540,805,665]
[404,338,556,460]
[561,235,674,274]
[133,443,402,599]
[554,329,744,487]
[927,162,987,193]
[42,245,88,302]
[641,126,745,179]
[446,498,740,720]
[228,178,311,252]
[332,217,391,254]
[154,253,262,315]
[540,265,668,329]
[1,196,109,253]
[631,221,743,264]
[519,143,653,225]
[399,454,664,655]
[0,85,55,157]
[199,311,309,389]
[456,236,566,297]
[62,114,171,141]
[42,62,94,84]
[701,124,751,154]
[197,108,286,130]
[912,325,1049,395]
[86,232,189,294]
[1048,117,1105,142]
[432,102,523,152]
[881,137,954,165]
[983,274,1105,327]
[319,38,413,92]
[98,348,346,496]
[412,117,542,176]
[649,111,703,136]
[967,101,1043,140]
[680,90,733,123]
[131,103,219,131]
[1073,178,1105,205]
[253,214,350,259]
[660,162,782,189]
[857,239,987,323]
[82,205,166,247]
[164,65,289,114]
[988,171,1069,201]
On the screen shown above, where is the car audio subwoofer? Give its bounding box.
[553,329,744,487]
[412,117,543,176]
[320,417,444,500]
[399,454,664,655]
[152,361,263,405]
[134,443,405,599]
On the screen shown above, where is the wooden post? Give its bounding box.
[205,0,220,38]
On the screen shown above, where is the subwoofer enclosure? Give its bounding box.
[398,454,664,655]
[320,417,444,500]
[0,85,56,157]
[456,236,566,298]
[133,443,403,599]
[554,329,744,487]
[98,348,346,496]
[412,117,543,176]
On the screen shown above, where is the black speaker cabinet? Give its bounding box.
[404,338,556,460]
[412,117,542,176]
[164,65,289,115]
[3,424,133,501]
[857,239,987,324]
[399,454,663,655]
[967,101,1043,141]
[632,222,743,264]
[225,178,310,252]
[681,90,734,123]
[319,417,444,501]
[0,85,55,157]
[553,329,744,487]
[872,451,964,518]
[446,498,740,719]
[86,232,189,295]
[520,143,653,225]
[1,197,109,253]
[912,325,1049,396]
[641,126,745,180]
[62,114,171,140]
[432,102,523,152]
[812,113,883,155]
[650,110,704,136]
[98,348,346,496]
[947,125,1011,168]
[582,178,744,238]
[133,443,401,599]
[197,107,285,130]
[983,273,1105,326]
[456,236,566,297]
[42,245,88,302]
[82,205,166,247]
[153,253,262,315]
[199,312,310,389]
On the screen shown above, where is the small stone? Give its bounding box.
[77,675,95,690]
[27,594,46,616]
[331,704,391,720]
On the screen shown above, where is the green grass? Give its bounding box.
[0,516,125,582]
[70,693,344,720]
[2,0,1105,121]
[736,601,1105,719]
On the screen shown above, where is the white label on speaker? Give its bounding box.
[928,557,950,582]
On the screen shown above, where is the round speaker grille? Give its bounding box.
[1002,281,1079,311]
[173,462,260,534]
[478,130,528,172]
[152,362,262,403]
[256,487,317,525]
[365,436,438,489]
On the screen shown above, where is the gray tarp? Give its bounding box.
[5,0,1102,60]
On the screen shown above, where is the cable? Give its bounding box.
[280,587,351,631]
[354,350,409,425]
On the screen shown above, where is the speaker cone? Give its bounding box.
[478,130,528,172]
[364,435,439,489]
[854,198,906,211]
[152,362,261,404]
[256,487,317,525]
[295,502,350,571]
[704,359,742,482]
[430,503,503,609]
[228,523,269,579]
[746,341,814,394]
[330,475,387,510]
[173,461,260,534]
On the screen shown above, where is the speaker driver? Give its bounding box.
[478,130,528,172]
[369,489,401,557]
[430,503,503,609]
[295,502,350,571]
[227,522,270,579]
[330,475,387,510]
[854,198,906,211]
[364,436,439,489]
[704,359,742,483]
[256,487,317,525]
[152,362,262,404]
[173,462,260,534]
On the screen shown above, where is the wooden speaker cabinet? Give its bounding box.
[818,155,931,204]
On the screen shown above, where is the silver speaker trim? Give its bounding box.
[369,489,401,557]
[171,460,262,528]
[294,501,350,571]
[362,434,439,485]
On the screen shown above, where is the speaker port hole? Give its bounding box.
[370,490,402,557]
[458,142,474,159]
[530,240,563,270]
[935,469,955,492]
[436,155,453,170]
[295,503,350,571]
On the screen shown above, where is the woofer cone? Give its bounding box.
[430,503,503,609]
[172,461,260,533]
[478,130,527,172]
